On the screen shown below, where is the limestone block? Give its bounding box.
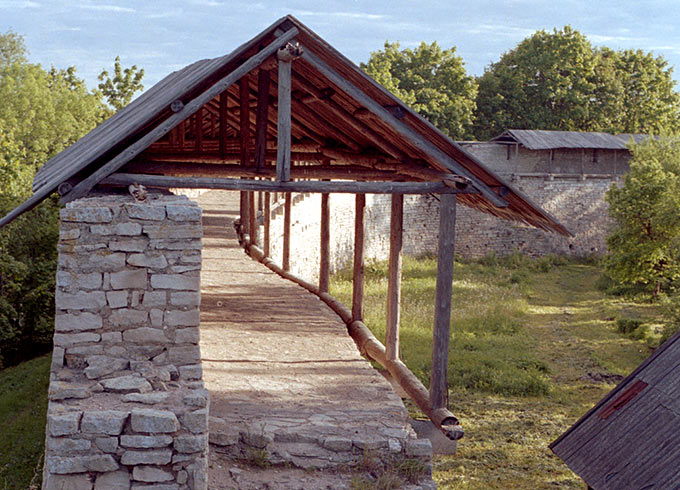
[180,408,208,434]
[132,465,174,482]
[143,224,202,240]
[168,345,201,366]
[43,473,94,490]
[48,455,118,474]
[177,470,188,484]
[116,222,142,236]
[149,309,163,327]
[56,271,102,290]
[125,203,166,221]
[120,434,173,448]
[102,332,122,343]
[150,274,200,291]
[81,410,129,435]
[405,438,433,458]
[94,470,131,490]
[56,291,107,310]
[55,313,102,332]
[48,382,90,401]
[131,291,141,307]
[106,291,128,309]
[120,449,173,465]
[173,433,208,453]
[90,224,116,235]
[184,390,209,408]
[189,457,208,489]
[150,239,202,251]
[46,437,91,452]
[123,392,169,404]
[53,332,101,347]
[59,227,81,241]
[174,329,200,347]
[127,252,168,269]
[179,253,201,264]
[130,409,180,433]
[110,269,147,290]
[100,375,152,394]
[130,484,178,490]
[322,437,352,452]
[141,291,166,308]
[169,292,200,307]
[61,207,113,223]
[109,239,149,252]
[109,308,148,327]
[178,364,202,380]
[85,355,129,379]
[166,204,201,222]
[165,310,200,328]
[51,346,65,371]
[95,437,119,453]
[123,327,168,344]
[170,265,201,273]
[66,344,104,356]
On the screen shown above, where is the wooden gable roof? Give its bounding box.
[551,331,680,488]
[492,129,648,151]
[1,16,569,236]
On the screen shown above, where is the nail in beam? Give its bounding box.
[385,193,403,361]
[319,192,330,293]
[352,193,366,321]
[283,192,292,272]
[430,193,457,410]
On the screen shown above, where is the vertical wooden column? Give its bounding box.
[385,193,403,361]
[239,78,250,237]
[195,107,203,152]
[263,192,271,257]
[255,69,270,170]
[430,194,457,410]
[319,192,330,293]
[276,49,292,182]
[352,193,366,321]
[219,92,229,159]
[283,193,292,271]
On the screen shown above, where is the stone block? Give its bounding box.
[53,332,101,347]
[106,291,128,309]
[120,449,172,465]
[144,224,202,240]
[48,382,90,401]
[150,274,200,291]
[61,207,113,223]
[130,484,178,490]
[110,269,147,290]
[184,390,209,408]
[90,224,115,235]
[57,271,102,290]
[178,364,202,380]
[166,204,201,222]
[132,465,174,482]
[130,409,180,434]
[95,437,119,453]
[81,410,129,435]
[66,344,104,356]
[181,408,208,434]
[120,434,173,448]
[169,292,200,307]
[141,291,166,308]
[100,375,152,394]
[165,310,200,328]
[109,239,149,252]
[51,346,65,371]
[150,239,202,251]
[109,308,148,327]
[43,473,94,490]
[55,313,102,332]
[125,203,165,221]
[173,433,208,453]
[116,222,142,236]
[123,392,169,404]
[168,345,201,366]
[179,253,201,264]
[149,309,163,327]
[48,455,118,474]
[59,227,82,241]
[123,327,168,344]
[128,253,168,269]
[131,291,141,307]
[405,438,433,458]
[102,331,122,343]
[94,470,130,490]
[169,264,200,273]
[47,437,91,452]
[56,291,107,310]
[322,436,352,452]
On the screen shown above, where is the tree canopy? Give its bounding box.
[361,41,477,139]
[98,55,145,112]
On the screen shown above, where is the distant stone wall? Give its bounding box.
[44,194,208,490]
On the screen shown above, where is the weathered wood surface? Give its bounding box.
[239,77,252,237]
[430,194,457,410]
[385,194,403,361]
[319,192,330,293]
[283,192,291,271]
[255,69,270,169]
[263,191,271,256]
[276,49,292,182]
[352,194,365,321]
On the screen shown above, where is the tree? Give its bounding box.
[362,41,477,139]
[0,30,27,68]
[605,136,680,296]
[98,55,144,112]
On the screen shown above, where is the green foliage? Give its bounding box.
[0,30,27,69]
[616,317,644,335]
[660,295,680,344]
[474,26,680,139]
[605,136,680,296]
[98,55,144,112]
[361,41,477,139]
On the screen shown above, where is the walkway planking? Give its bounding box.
[197,190,425,488]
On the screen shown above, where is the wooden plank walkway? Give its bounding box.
[196,190,431,489]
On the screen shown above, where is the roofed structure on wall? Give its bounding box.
[491,129,648,151]
[0,15,569,235]
[551,331,680,488]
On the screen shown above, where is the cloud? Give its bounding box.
[0,0,40,8]
[460,23,535,38]
[587,33,647,44]
[78,4,135,13]
[291,10,385,20]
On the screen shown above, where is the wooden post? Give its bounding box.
[263,191,271,257]
[430,194,457,410]
[195,107,203,152]
[386,194,403,361]
[219,92,228,159]
[283,192,291,271]
[276,50,292,182]
[239,78,250,237]
[319,192,330,293]
[352,194,366,321]
[255,69,270,169]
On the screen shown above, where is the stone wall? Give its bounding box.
[44,194,208,490]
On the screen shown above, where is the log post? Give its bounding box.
[255,69,270,169]
[352,193,366,321]
[239,78,251,238]
[319,192,330,293]
[263,191,271,257]
[283,192,292,271]
[430,193,457,410]
[219,92,228,159]
[276,48,293,182]
[386,193,403,361]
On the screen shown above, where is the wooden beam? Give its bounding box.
[319,192,330,293]
[430,193,457,410]
[255,69,271,169]
[283,192,291,271]
[296,45,509,208]
[100,173,477,194]
[239,77,251,238]
[385,193,403,361]
[276,48,292,182]
[62,27,299,204]
[352,193,366,321]
[263,191,271,257]
[195,107,203,152]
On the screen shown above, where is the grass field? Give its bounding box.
[330,254,664,489]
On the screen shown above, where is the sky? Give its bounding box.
[1,0,680,91]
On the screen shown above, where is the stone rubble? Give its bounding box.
[44,194,208,490]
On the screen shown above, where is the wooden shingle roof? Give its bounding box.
[1,16,569,236]
[492,129,648,151]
